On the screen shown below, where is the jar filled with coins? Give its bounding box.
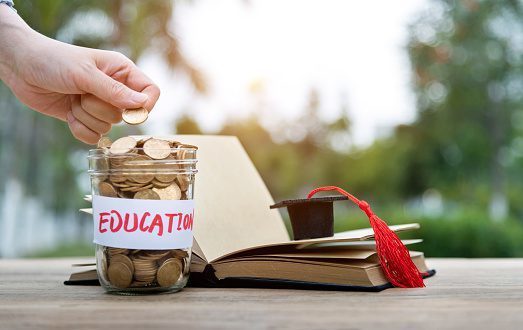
[88,136,197,295]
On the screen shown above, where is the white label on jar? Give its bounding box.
[92,195,194,249]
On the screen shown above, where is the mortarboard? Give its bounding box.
[271,186,425,288]
[270,196,348,240]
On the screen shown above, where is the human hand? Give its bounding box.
[0,5,160,144]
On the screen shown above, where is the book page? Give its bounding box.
[212,223,420,262]
[164,135,290,262]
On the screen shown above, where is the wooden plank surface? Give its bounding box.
[1,258,522,330]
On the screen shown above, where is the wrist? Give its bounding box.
[0,5,33,85]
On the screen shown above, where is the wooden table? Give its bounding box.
[0,258,522,329]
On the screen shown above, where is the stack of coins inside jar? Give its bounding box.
[89,136,197,294]
[101,247,189,290]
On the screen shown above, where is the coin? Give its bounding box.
[177,174,190,192]
[117,190,135,199]
[140,250,171,261]
[109,175,127,183]
[178,143,198,150]
[155,173,177,183]
[134,189,161,200]
[110,254,135,274]
[157,258,182,288]
[143,139,171,160]
[135,136,152,147]
[107,262,133,288]
[120,184,145,192]
[171,249,189,259]
[131,174,155,184]
[122,107,148,125]
[152,179,173,188]
[134,184,155,192]
[97,136,113,148]
[99,182,118,197]
[111,182,132,188]
[110,137,137,154]
[153,183,181,200]
[133,258,157,283]
[107,247,129,256]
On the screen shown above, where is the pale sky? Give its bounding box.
[139,0,429,147]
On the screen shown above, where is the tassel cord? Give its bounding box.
[307,186,425,288]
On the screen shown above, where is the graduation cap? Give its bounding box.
[270,195,348,240]
[271,186,425,288]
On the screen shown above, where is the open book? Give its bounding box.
[69,135,432,291]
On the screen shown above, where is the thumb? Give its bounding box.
[80,69,149,109]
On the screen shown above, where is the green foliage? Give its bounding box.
[405,0,523,216]
[27,242,94,258]
[330,206,523,258]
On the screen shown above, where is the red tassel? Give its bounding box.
[307,186,425,288]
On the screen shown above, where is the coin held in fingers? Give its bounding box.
[122,107,148,125]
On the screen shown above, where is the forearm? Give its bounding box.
[0,5,35,85]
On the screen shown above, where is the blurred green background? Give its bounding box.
[2,0,523,258]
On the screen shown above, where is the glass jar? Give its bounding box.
[88,136,197,295]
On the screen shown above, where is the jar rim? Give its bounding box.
[88,148,198,175]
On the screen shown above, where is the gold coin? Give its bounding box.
[110,137,137,154]
[140,250,171,261]
[157,258,182,288]
[152,179,173,188]
[120,184,145,192]
[176,174,190,192]
[110,155,135,168]
[99,182,118,197]
[111,182,132,188]
[134,184,155,192]
[153,183,181,200]
[177,149,187,161]
[117,190,135,199]
[131,174,155,184]
[155,173,176,183]
[143,139,171,160]
[135,137,152,148]
[123,154,153,166]
[178,143,198,150]
[132,259,157,268]
[110,254,135,274]
[125,156,155,184]
[126,184,154,193]
[109,175,127,183]
[107,247,129,256]
[171,249,189,259]
[123,179,144,186]
[122,107,148,125]
[97,136,112,148]
[134,189,161,200]
[132,259,157,283]
[107,262,133,288]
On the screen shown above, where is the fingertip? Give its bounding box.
[143,84,161,112]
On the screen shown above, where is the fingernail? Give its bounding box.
[132,92,149,104]
[66,111,75,124]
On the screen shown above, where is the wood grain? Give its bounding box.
[0,258,522,330]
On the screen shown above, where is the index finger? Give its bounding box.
[122,67,160,112]
[94,50,161,111]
